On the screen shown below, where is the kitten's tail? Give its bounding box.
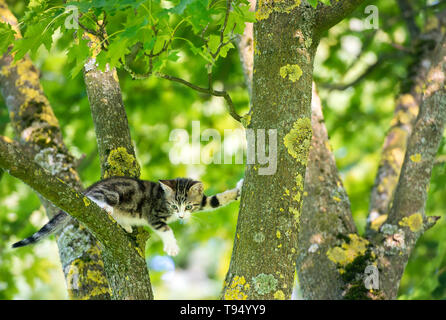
[12,211,70,248]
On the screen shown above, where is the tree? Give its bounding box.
[1,0,446,300]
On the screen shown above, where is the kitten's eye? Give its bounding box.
[185,205,192,210]
[171,204,178,210]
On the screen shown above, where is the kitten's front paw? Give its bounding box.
[164,241,180,256]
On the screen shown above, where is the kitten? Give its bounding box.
[12,177,243,256]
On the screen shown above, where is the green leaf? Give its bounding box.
[67,36,91,78]
[218,42,234,58]
[307,0,319,8]
[12,9,64,60]
[167,49,180,62]
[0,22,16,55]
[170,0,196,15]
[208,34,221,54]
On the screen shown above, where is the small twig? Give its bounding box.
[121,59,242,122]
[319,52,405,91]
[76,14,100,38]
[211,0,231,58]
[121,0,242,122]
[158,73,242,122]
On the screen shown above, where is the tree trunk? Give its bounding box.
[0,0,110,299]
[223,3,317,300]
[83,61,153,299]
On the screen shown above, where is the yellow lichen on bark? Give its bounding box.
[273,290,286,300]
[0,0,20,34]
[104,147,140,178]
[256,0,302,21]
[399,213,423,232]
[370,214,388,231]
[66,245,111,300]
[279,64,303,83]
[410,153,422,163]
[326,234,369,267]
[224,276,249,300]
[283,117,312,165]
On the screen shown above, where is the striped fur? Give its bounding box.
[12,211,70,248]
[12,177,243,256]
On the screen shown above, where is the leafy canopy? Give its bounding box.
[1,0,256,78]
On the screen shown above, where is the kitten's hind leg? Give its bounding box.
[89,197,133,233]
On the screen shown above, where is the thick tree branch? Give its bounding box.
[234,2,356,298]
[374,33,446,299]
[222,4,319,300]
[297,84,357,299]
[0,0,110,299]
[0,136,152,299]
[367,11,446,235]
[83,32,153,299]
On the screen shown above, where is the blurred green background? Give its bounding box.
[1,0,445,299]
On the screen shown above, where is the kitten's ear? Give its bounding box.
[159,180,176,197]
[189,181,204,196]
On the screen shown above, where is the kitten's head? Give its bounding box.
[159,178,204,220]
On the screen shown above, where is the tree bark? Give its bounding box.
[222,2,318,300]
[367,3,440,236]
[0,0,110,299]
[297,84,357,299]
[0,136,153,299]
[83,55,153,299]
[377,33,446,298]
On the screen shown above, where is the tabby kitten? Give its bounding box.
[12,177,243,256]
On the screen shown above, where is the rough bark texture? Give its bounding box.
[0,0,110,299]
[222,2,318,300]
[0,136,153,299]
[83,62,153,299]
[84,65,140,179]
[367,9,442,236]
[376,34,446,298]
[234,5,356,298]
[297,85,357,299]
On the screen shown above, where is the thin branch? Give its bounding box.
[319,52,404,91]
[210,0,232,59]
[122,60,242,122]
[315,0,367,35]
[158,73,242,122]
